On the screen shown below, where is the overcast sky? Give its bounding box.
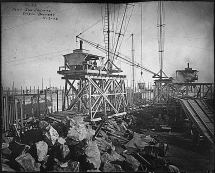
[1,1,214,89]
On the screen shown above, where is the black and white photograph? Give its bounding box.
[1,1,214,172]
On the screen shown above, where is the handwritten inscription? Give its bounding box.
[12,3,58,20]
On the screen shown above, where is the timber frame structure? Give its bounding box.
[57,47,127,121]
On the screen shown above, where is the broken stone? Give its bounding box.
[57,137,66,145]
[87,169,101,172]
[55,160,80,172]
[67,117,95,142]
[101,151,125,164]
[103,162,116,172]
[39,120,49,130]
[35,141,48,162]
[42,125,59,146]
[114,164,124,172]
[85,139,101,170]
[103,162,123,172]
[15,153,41,172]
[60,144,70,159]
[125,132,149,149]
[95,137,113,153]
[60,161,68,168]
[2,163,16,172]
[2,143,11,155]
[2,134,14,144]
[124,154,140,172]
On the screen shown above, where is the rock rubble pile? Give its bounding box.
[2,113,179,172]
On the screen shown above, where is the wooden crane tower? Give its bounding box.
[57,4,127,121]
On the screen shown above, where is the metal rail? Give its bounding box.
[180,99,214,144]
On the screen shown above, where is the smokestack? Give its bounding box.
[80,40,83,50]
[188,63,189,68]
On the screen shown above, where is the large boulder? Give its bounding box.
[15,153,41,172]
[42,125,59,146]
[35,141,48,162]
[67,117,95,142]
[85,140,101,170]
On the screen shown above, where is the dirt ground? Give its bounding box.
[130,107,214,172]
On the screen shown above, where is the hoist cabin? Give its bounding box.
[176,63,198,83]
[58,41,106,76]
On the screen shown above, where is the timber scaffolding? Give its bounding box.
[57,41,128,121]
[1,86,64,132]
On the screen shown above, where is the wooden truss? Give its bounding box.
[153,81,214,107]
[153,79,174,106]
[172,83,214,99]
[62,75,127,121]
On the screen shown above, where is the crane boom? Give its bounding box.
[76,35,160,78]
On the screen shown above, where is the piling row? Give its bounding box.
[1,86,64,132]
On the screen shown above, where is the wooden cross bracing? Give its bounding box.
[62,75,127,121]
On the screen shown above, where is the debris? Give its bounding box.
[35,141,48,162]
[15,153,41,172]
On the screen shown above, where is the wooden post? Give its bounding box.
[5,92,9,131]
[30,86,31,94]
[3,96,6,131]
[62,87,64,111]
[38,87,40,117]
[57,89,58,112]
[15,98,18,129]
[31,96,34,117]
[34,86,35,94]
[50,87,53,113]
[63,81,66,111]
[20,98,23,130]
[23,88,26,120]
[45,87,47,115]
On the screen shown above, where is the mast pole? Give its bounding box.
[131,34,135,91]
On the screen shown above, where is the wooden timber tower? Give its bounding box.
[57,4,127,121]
[153,1,173,107]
